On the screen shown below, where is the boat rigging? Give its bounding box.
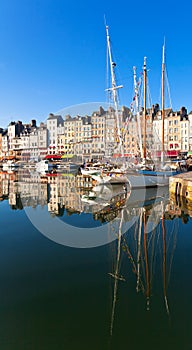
[105,24,124,158]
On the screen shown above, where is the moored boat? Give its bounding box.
[2,160,19,171]
[36,159,53,173]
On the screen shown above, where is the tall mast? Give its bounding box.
[133,66,143,158]
[161,41,165,163]
[143,57,147,160]
[105,25,124,157]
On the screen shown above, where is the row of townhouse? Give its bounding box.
[0,120,48,161]
[0,105,192,161]
[153,106,192,156]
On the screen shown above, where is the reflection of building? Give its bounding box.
[47,174,60,215]
[58,174,81,213]
[167,194,192,222]
[14,170,48,208]
[1,169,192,226]
[47,173,83,216]
[76,174,94,189]
[165,201,182,219]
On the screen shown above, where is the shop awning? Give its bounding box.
[113,153,122,158]
[61,154,74,159]
[45,155,61,159]
[166,150,179,157]
[153,150,179,158]
[3,156,16,160]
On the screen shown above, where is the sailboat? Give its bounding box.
[90,24,130,186]
[129,43,184,187]
[92,26,165,188]
[92,31,180,189]
[125,56,172,188]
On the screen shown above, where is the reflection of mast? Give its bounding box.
[109,212,125,336]
[161,201,170,315]
[105,25,124,157]
[143,208,150,310]
[136,207,143,292]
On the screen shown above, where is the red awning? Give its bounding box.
[166,150,179,157]
[4,156,16,160]
[113,153,122,158]
[124,153,135,157]
[113,153,134,158]
[45,155,61,159]
[153,150,179,158]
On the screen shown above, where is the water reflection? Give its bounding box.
[108,199,177,336]
[0,169,192,347]
[0,168,191,224]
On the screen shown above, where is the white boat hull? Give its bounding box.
[36,160,52,173]
[127,172,169,189]
[2,162,19,171]
[92,173,128,185]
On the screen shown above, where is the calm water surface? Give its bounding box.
[0,170,192,350]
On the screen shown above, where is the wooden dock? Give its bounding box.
[169,172,192,201]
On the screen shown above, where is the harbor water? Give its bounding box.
[0,169,192,350]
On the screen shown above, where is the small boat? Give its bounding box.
[80,166,102,176]
[2,160,19,171]
[68,162,80,171]
[36,160,53,173]
[57,162,79,172]
[91,171,128,185]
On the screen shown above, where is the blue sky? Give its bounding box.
[0,0,191,128]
